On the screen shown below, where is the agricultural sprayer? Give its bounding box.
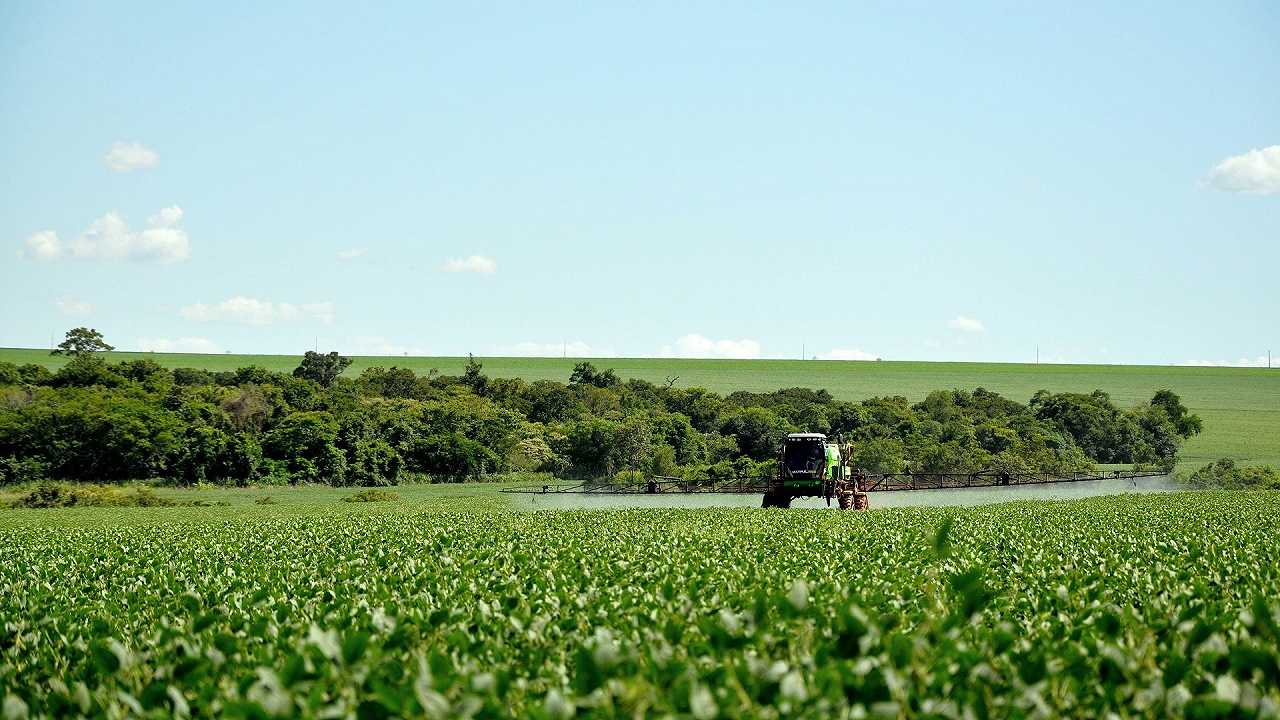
[504,432,1166,509]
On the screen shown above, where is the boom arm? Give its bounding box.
[502,469,1165,496]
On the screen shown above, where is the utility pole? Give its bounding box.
[802,342,805,360]
[1036,346,1039,364]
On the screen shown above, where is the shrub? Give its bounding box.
[341,488,400,503]
[613,469,646,485]
[8,483,177,508]
[1183,459,1280,490]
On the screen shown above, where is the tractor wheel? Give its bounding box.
[837,491,853,510]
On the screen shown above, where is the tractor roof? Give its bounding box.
[786,433,827,440]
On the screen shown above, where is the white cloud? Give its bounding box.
[103,141,159,172]
[337,248,367,260]
[138,337,222,354]
[21,207,190,262]
[1179,356,1274,368]
[947,315,985,333]
[441,255,496,274]
[54,297,94,316]
[22,230,63,261]
[498,341,618,358]
[659,334,761,359]
[817,348,879,361]
[180,296,335,325]
[1207,146,1280,195]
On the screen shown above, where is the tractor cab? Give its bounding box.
[781,433,840,489]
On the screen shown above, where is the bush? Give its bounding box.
[1183,459,1280,490]
[613,469,646,485]
[342,488,400,503]
[8,483,177,508]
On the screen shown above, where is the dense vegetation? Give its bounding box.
[4,347,1275,469]
[0,346,1202,485]
[1183,459,1280,491]
[2,491,1278,717]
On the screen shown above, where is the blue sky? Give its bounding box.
[2,1,1277,365]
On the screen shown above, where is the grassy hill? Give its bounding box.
[3,347,1277,468]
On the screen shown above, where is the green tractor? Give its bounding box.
[761,432,866,509]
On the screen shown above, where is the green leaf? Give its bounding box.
[342,631,370,665]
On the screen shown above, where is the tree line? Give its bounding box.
[0,334,1202,486]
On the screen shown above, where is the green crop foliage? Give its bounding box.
[2,490,1279,717]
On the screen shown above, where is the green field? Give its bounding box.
[2,485,1278,717]
[4,347,1278,469]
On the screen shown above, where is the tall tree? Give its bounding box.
[569,361,620,389]
[292,351,352,387]
[51,327,114,356]
[462,353,489,395]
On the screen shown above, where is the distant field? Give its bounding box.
[3,347,1278,468]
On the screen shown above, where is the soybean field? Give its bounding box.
[2,489,1279,718]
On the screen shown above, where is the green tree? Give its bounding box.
[0,387,180,481]
[50,354,126,388]
[462,354,489,396]
[1149,389,1203,438]
[403,433,497,481]
[263,411,345,483]
[720,407,791,461]
[292,351,352,387]
[51,327,114,356]
[0,362,22,385]
[847,437,907,474]
[569,362,620,389]
[565,417,620,477]
[348,439,403,486]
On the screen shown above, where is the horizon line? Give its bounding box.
[2,346,1274,371]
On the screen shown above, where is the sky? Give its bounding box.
[2,1,1277,366]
